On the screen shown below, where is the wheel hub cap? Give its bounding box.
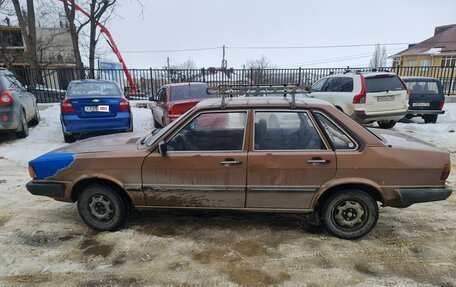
[334,200,365,228]
[89,195,114,221]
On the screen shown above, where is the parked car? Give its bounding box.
[60,79,133,143]
[149,82,216,127]
[401,77,445,123]
[0,68,40,138]
[309,72,409,128]
[26,94,452,239]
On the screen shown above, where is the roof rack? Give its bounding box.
[207,84,305,109]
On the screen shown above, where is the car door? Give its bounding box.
[142,110,249,208]
[246,110,336,209]
[151,87,166,125]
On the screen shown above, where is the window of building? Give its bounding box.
[441,56,456,68]
[420,58,431,67]
[407,59,415,68]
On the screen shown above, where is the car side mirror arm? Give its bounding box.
[158,140,167,155]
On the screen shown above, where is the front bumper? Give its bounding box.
[407,109,445,115]
[26,181,65,198]
[395,185,452,205]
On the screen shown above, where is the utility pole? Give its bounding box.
[167,57,170,70]
[221,45,227,69]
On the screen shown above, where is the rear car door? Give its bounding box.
[5,74,33,117]
[142,110,249,208]
[152,88,166,125]
[246,110,336,209]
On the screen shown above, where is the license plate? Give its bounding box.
[412,102,430,107]
[84,105,110,112]
[377,95,395,102]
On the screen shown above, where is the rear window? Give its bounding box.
[170,85,215,101]
[405,81,440,95]
[67,82,122,97]
[365,76,405,93]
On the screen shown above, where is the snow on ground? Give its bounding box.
[0,104,455,286]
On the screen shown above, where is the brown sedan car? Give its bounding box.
[26,96,452,239]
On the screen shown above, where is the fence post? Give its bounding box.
[202,68,206,82]
[298,67,302,86]
[447,62,455,96]
[149,68,154,96]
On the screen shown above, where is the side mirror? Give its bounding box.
[304,86,312,92]
[158,140,167,155]
[148,95,156,102]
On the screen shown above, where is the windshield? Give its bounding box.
[170,84,215,101]
[405,81,440,95]
[67,82,122,97]
[365,75,405,93]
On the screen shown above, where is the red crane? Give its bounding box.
[59,0,138,94]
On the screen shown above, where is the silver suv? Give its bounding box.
[309,72,409,128]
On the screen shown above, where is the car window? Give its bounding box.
[315,112,357,150]
[170,85,215,101]
[311,78,327,92]
[405,81,440,95]
[157,88,166,102]
[365,75,405,93]
[254,111,325,150]
[67,82,122,97]
[322,77,339,92]
[338,77,354,92]
[167,112,246,152]
[5,74,24,90]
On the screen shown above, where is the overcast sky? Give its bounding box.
[100,0,456,69]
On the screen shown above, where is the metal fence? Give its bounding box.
[9,64,456,103]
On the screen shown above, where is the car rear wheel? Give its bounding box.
[64,134,75,143]
[30,104,40,126]
[320,189,378,239]
[423,114,438,124]
[77,184,128,231]
[15,110,29,138]
[377,120,396,129]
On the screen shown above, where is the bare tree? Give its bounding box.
[61,0,85,73]
[369,43,387,68]
[11,0,39,81]
[245,55,275,84]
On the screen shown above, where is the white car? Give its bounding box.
[309,72,409,128]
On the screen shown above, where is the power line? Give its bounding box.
[227,43,411,49]
[120,47,222,53]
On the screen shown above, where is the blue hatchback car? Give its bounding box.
[60,80,133,142]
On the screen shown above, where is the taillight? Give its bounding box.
[61,99,74,113]
[353,76,366,104]
[441,164,451,180]
[398,77,410,100]
[0,91,13,105]
[118,97,130,112]
[439,100,445,110]
[169,102,196,118]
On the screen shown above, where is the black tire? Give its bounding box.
[377,120,396,129]
[30,104,40,126]
[64,134,75,143]
[15,110,29,138]
[423,114,438,124]
[77,184,129,231]
[320,189,379,239]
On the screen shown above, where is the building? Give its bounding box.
[0,25,76,68]
[390,24,456,94]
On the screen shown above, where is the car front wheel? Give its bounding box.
[77,184,129,231]
[320,189,378,239]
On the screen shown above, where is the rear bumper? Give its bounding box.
[0,106,20,131]
[407,109,445,115]
[62,112,132,134]
[353,110,407,123]
[395,185,452,205]
[26,181,65,198]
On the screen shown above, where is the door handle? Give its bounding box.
[307,158,331,164]
[220,159,242,165]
